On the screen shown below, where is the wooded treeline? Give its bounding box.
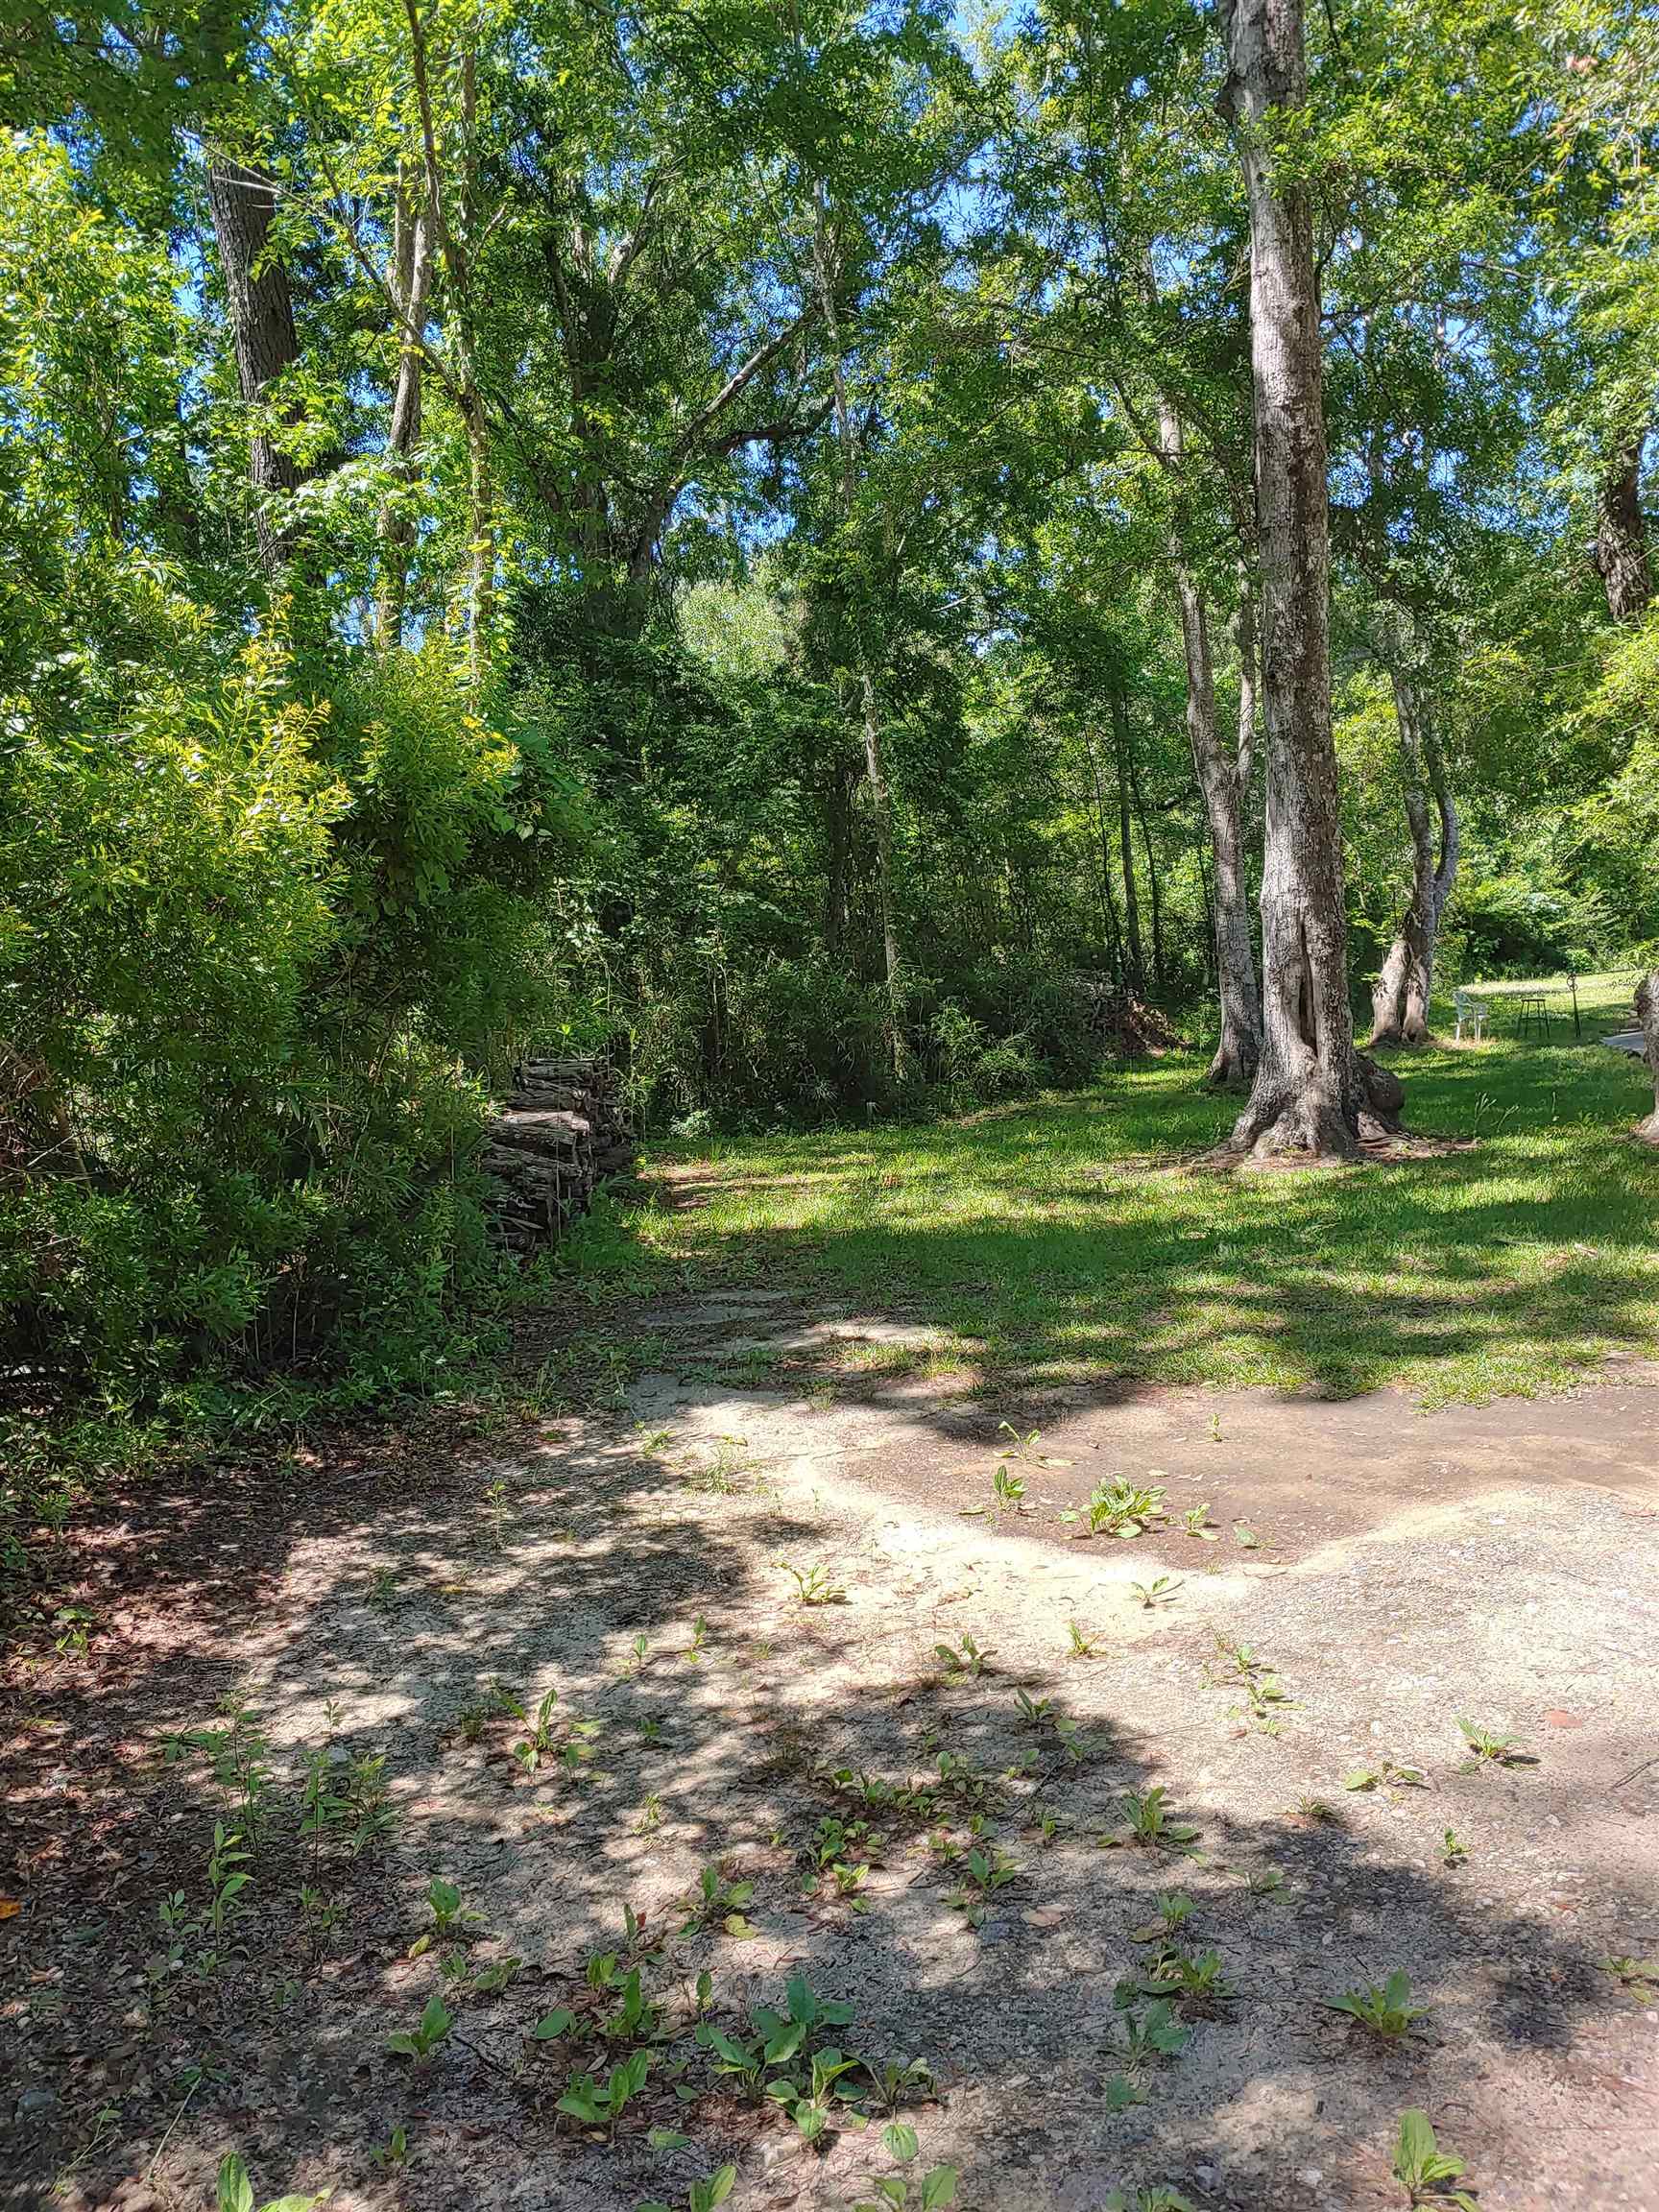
[1,0,1655,1406]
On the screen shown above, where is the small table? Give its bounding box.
[1514,991,1552,1039]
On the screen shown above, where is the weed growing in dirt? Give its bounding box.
[933,1633,994,1680]
[963,1462,1034,1518]
[1082,1479,1166,1539]
[204,1822,253,1939]
[1392,2108,1478,2209]
[1211,1636,1292,1727]
[1130,1890,1195,1941]
[1130,1575,1182,1609]
[1114,1998,1191,2067]
[946,1840,1019,1927]
[678,1862,757,1936]
[1106,2191,1194,2212]
[556,2049,651,2133]
[1324,1970,1428,2038]
[1118,1945,1237,2014]
[781,1558,848,1605]
[998,1422,1070,1468]
[1456,1717,1534,1767]
[216,2151,327,2212]
[1180,1504,1219,1541]
[1066,1620,1101,1657]
[506,1686,559,1773]
[854,2126,959,2211]
[1103,1787,1200,1854]
[1600,1955,1659,1994]
[482,1477,509,1548]
[369,2124,411,2170]
[423,1878,480,1940]
[637,2166,737,2212]
[386,1992,452,2063]
[1441,1829,1469,1866]
[1345,1760,1428,1792]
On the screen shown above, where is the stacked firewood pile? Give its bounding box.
[480,1055,632,1253]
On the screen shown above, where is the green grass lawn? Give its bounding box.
[586,978,1658,1407]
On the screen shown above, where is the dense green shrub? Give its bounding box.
[1,621,584,1410]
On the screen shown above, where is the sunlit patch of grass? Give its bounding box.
[566,1022,1657,1405]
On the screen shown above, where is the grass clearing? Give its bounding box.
[592,990,1657,1407]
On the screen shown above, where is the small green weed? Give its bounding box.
[1324,1970,1427,2039]
[1392,2108,1478,2209]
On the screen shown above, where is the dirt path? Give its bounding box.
[5,1299,1658,2212]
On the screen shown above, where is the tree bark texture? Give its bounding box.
[1637,971,1659,1143]
[205,158,303,574]
[1218,0,1400,1155]
[1596,440,1652,624]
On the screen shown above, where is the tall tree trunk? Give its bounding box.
[1152,384,1262,1084]
[1595,438,1652,623]
[404,7,493,683]
[1369,639,1458,1046]
[1127,732,1166,995]
[824,761,853,952]
[1637,971,1659,1143]
[376,166,434,648]
[1109,680,1145,993]
[205,157,302,574]
[1218,0,1401,1156]
[808,171,902,1078]
[1082,727,1126,984]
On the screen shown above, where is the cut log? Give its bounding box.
[480,1054,632,1252]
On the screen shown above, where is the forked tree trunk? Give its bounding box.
[1596,440,1653,624]
[1635,972,1659,1142]
[1218,0,1401,1156]
[1369,650,1458,1046]
[205,157,303,573]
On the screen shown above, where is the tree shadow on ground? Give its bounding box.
[5,1394,1654,2212]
